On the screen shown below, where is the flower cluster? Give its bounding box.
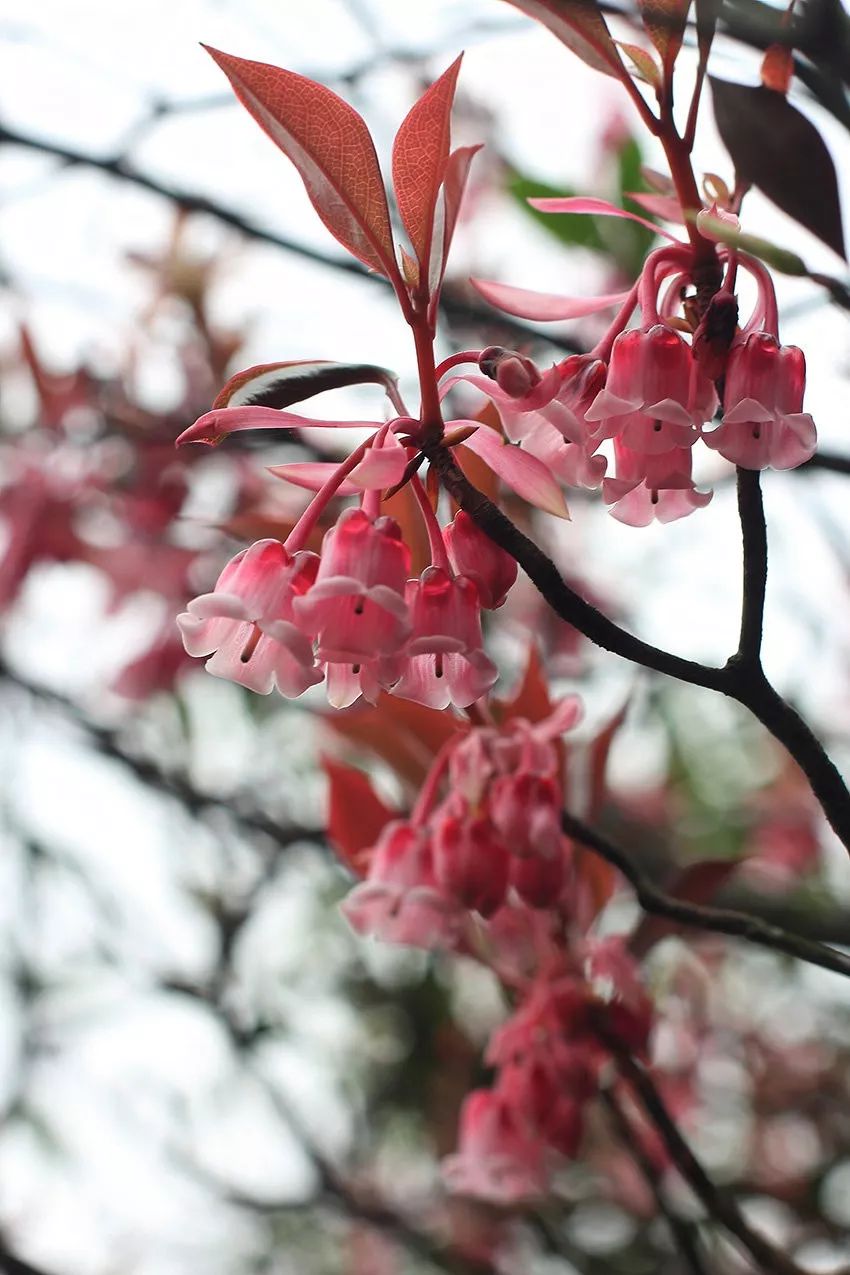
[464,241,816,527]
[177,501,515,709]
[338,695,654,1202]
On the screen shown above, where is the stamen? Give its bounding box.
[653,420,662,432]
[240,624,262,663]
[650,489,659,505]
[435,654,444,679]
[353,598,364,616]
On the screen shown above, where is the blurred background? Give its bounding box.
[1,0,850,1271]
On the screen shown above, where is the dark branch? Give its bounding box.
[428,446,850,857]
[0,124,582,357]
[596,1025,810,1275]
[600,1087,709,1275]
[561,808,850,978]
[734,467,768,665]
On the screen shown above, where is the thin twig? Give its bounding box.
[596,1023,810,1275]
[428,446,850,857]
[734,468,768,665]
[600,1087,709,1275]
[561,808,850,977]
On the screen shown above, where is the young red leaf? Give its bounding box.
[637,0,691,75]
[392,55,463,272]
[323,757,396,877]
[500,0,627,79]
[203,46,399,278]
[617,41,662,90]
[427,143,482,323]
[493,645,554,725]
[711,77,846,259]
[630,859,741,955]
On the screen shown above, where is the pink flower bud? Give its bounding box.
[479,346,541,398]
[489,772,562,858]
[432,810,510,916]
[444,511,518,609]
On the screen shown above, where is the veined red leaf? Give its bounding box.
[213,360,399,412]
[529,195,679,241]
[637,0,691,74]
[500,0,627,79]
[203,46,398,277]
[392,55,463,271]
[711,77,846,260]
[457,423,570,518]
[427,143,481,322]
[471,277,630,321]
[323,757,396,877]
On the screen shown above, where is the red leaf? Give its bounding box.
[323,757,396,877]
[392,56,463,271]
[328,693,463,790]
[710,77,846,259]
[427,143,481,322]
[213,360,398,411]
[494,645,553,725]
[637,0,691,75]
[204,46,398,277]
[500,0,627,79]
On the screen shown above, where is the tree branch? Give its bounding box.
[427,446,850,857]
[561,808,850,978]
[600,1087,709,1275]
[0,124,583,356]
[596,1025,811,1275]
[734,467,768,665]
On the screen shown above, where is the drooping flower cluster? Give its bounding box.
[464,237,816,527]
[177,498,515,709]
[336,695,654,1202]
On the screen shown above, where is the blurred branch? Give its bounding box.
[600,1087,709,1275]
[0,659,323,856]
[0,123,583,356]
[561,808,850,977]
[596,1023,810,1275]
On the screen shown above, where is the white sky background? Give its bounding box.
[1,0,850,1270]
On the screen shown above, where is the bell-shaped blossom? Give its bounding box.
[444,511,517,609]
[510,846,568,909]
[490,772,563,859]
[583,936,654,1054]
[392,567,498,709]
[293,508,411,662]
[431,808,510,916]
[498,1060,585,1156]
[341,820,460,949]
[603,439,713,526]
[177,539,322,696]
[702,332,816,470]
[441,1089,549,1203]
[323,656,404,710]
[586,325,715,453]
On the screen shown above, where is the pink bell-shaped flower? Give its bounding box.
[489,771,563,859]
[586,325,715,453]
[703,332,816,470]
[391,567,498,710]
[341,820,460,949]
[444,511,517,609]
[177,539,322,696]
[431,808,510,916]
[603,439,713,526]
[441,1089,549,1203]
[293,507,411,662]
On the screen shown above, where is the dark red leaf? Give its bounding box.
[630,859,741,955]
[710,77,846,259]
